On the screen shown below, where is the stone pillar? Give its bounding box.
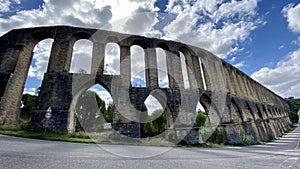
[92,42,105,74]
[144,48,158,87]
[223,65,235,94]
[119,45,131,86]
[230,69,240,96]
[47,38,73,73]
[32,72,73,133]
[202,62,211,91]
[170,51,184,88]
[165,50,176,88]
[185,54,194,89]
[0,45,23,98]
[0,43,34,129]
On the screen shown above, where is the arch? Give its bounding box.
[69,39,93,74]
[30,31,55,45]
[23,38,54,95]
[105,36,120,43]
[71,32,93,42]
[68,80,113,133]
[131,39,147,49]
[156,42,169,50]
[156,47,169,88]
[130,45,146,87]
[199,93,211,114]
[104,42,120,75]
[143,91,174,129]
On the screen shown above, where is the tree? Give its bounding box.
[20,94,38,120]
[140,109,167,138]
[286,97,300,123]
[196,112,207,127]
[75,90,112,132]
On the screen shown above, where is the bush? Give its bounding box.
[241,134,256,145]
[196,113,207,127]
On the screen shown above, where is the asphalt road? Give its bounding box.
[0,127,299,169]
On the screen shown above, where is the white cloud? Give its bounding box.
[1,0,269,92]
[28,39,53,80]
[104,43,120,75]
[70,39,93,74]
[0,0,114,35]
[234,61,245,68]
[130,45,146,84]
[163,0,263,59]
[282,3,300,33]
[23,88,37,95]
[251,48,300,98]
[0,0,21,15]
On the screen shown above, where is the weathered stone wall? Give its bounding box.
[0,26,291,144]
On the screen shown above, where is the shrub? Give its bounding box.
[241,134,256,145]
[196,113,207,127]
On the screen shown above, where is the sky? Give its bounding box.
[0,0,300,113]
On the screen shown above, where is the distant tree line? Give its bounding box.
[286,97,300,123]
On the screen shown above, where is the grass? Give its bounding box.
[2,124,296,147]
[0,129,224,148]
[0,130,95,143]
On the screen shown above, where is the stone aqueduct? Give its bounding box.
[0,26,291,144]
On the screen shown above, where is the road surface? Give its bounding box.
[0,127,299,169]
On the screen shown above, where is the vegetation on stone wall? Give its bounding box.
[286,97,300,123]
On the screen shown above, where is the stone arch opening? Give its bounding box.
[198,93,214,125]
[156,42,169,50]
[104,42,120,75]
[70,39,93,74]
[68,81,113,133]
[196,101,208,127]
[23,38,54,96]
[130,45,146,87]
[140,91,173,138]
[198,57,207,90]
[155,47,169,88]
[19,38,54,125]
[179,51,190,89]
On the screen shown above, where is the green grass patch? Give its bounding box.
[0,130,95,143]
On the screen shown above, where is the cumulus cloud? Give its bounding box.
[251,49,300,97]
[163,0,263,59]
[23,88,37,96]
[0,0,21,15]
[0,0,114,35]
[69,40,93,74]
[282,3,300,33]
[28,39,53,80]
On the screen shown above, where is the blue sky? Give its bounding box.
[0,0,299,102]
